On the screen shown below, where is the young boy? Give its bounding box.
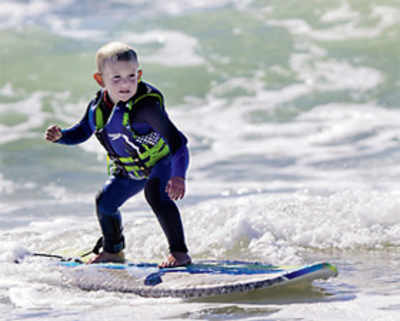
[45,42,191,267]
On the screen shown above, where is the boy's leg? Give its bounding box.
[94,174,146,260]
[144,157,190,267]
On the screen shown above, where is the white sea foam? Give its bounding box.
[0,0,251,34]
[0,173,16,194]
[320,2,360,23]
[0,83,16,97]
[266,5,400,40]
[295,59,383,91]
[271,292,400,321]
[0,92,48,143]
[11,186,398,265]
[120,30,205,66]
[45,17,107,40]
[0,0,53,29]
[118,189,400,265]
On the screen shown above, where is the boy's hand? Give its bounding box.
[45,125,62,142]
[166,176,185,200]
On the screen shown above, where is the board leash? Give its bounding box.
[15,236,104,264]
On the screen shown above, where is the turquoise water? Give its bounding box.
[1,1,400,320]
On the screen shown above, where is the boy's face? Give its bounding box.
[94,59,142,104]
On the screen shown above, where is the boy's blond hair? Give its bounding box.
[96,42,139,72]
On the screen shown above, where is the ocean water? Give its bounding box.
[1,0,400,320]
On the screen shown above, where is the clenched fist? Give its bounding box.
[45,125,62,142]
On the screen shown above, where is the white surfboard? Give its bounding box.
[59,260,338,298]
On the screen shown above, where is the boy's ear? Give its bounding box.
[138,69,143,82]
[93,72,105,87]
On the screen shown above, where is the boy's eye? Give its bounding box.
[129,74,136,79]
[112,76,121,81]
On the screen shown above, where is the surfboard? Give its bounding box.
[58,259,338,298]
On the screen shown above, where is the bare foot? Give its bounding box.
[87,251,125,264]
[159,252,192,268]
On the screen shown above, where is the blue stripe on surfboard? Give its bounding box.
[143,261,287,286]
[143,262,333,286]
[284,262,338,280]
[144,265,284,286]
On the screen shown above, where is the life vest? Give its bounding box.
[88,82,170,179]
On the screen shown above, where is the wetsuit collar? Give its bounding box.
[103,90,114,110]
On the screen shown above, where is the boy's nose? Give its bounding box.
[121,77,134,86]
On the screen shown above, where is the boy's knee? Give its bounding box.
[95,190,104,212]
[144,178,161,208]
[96,190,115,215]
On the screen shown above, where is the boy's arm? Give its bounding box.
[134,99,189,200]
[135,99,189,178]
[45,106,94,145]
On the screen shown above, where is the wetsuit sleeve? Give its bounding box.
[134,99,189,178]
[56,104,94,145]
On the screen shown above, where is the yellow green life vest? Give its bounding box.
[91,85,170,179]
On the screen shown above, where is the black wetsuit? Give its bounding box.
[56,83,190,254]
